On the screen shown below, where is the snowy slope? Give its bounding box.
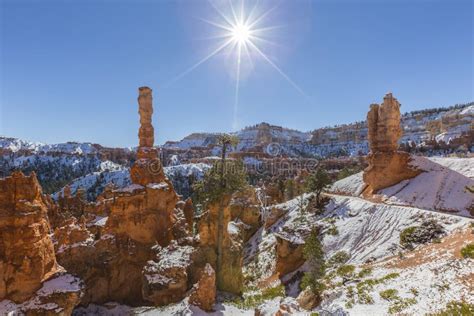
[53,163,212,200]
[243,187,473,314]
[322,226,474,315]
[380,157,473,215]
[428,157,474,178]
[0,137,101,155]
[330,157,474,216]
[330,172,366,196]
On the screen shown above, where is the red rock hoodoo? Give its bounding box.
[363,93,421,194]
[130,86,166,186]
[50,87,204,308]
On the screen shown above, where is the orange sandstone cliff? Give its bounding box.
[0,171,83,314]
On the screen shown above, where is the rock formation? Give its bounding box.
[50,87,203,307]
[0,171,82,313]
[0,171,61,301]
[198,195,243,294]
[189,263,216,312]
[130,86,166,186]
[275,234,306,276]
[363,93,421,193]
[142,242,198,305]
[0,87,221,312]
[197,188,261,295]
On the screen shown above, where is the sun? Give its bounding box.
[169,0,306,130]
[231,23,251,44]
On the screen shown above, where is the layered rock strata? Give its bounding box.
[130,86,166,186]
[0,171,82,313]
[50,87,204,307]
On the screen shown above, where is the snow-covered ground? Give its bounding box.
[428,157,474,179]
[0,274,83,315]
[331,157,474,216]
[53,163,211,200]
[242,189,473,315]
[73,299,253,316]
[380,157,473,216]
[322,227,474,315]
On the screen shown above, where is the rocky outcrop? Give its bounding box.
[229,188,261,241]
[197,188,260,295]
[104,181,177,246]
[189,263,216,312]
[142,242,197,305]
[49,187,89,230]
[275,234,306,276]
[50,87,200,307]
[0,171,83,313]
[296,288,320,310]
[198,194,244,295]
[0,171,61,302]
[130,87,166,186]
[54,174,182,305]
[363,93,421,193]
[367,93,402,152]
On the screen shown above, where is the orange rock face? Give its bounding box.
[275,234,305,276]
[363,93,421,193]
[104,181,177,246]
[142,242,198,306]
[130,86,166,186]
[49,87,200,307]
[0,171,83,315]
[367,93,403,152]
[138,86,154,149]
[199,196,247,294]
[189,263,216,312]
[364,151,420,193]
[55,180,185,305]
[0,171,60,302]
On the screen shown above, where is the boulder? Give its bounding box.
[189,263,216,312]
[142,242,197,305]
[275,234,305,276]
[296,287,320,310]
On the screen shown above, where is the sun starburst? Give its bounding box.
[168,0,306,130]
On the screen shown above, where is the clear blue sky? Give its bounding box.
[1,0,472,147]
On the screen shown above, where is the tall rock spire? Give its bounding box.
[363,93,420,194]
[138,87,154,148]
[367,93,403,153]
[130,86,165,185]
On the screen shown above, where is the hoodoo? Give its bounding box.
[363,93,421,194]
[37,87,200,307]
[130,86,166,186]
